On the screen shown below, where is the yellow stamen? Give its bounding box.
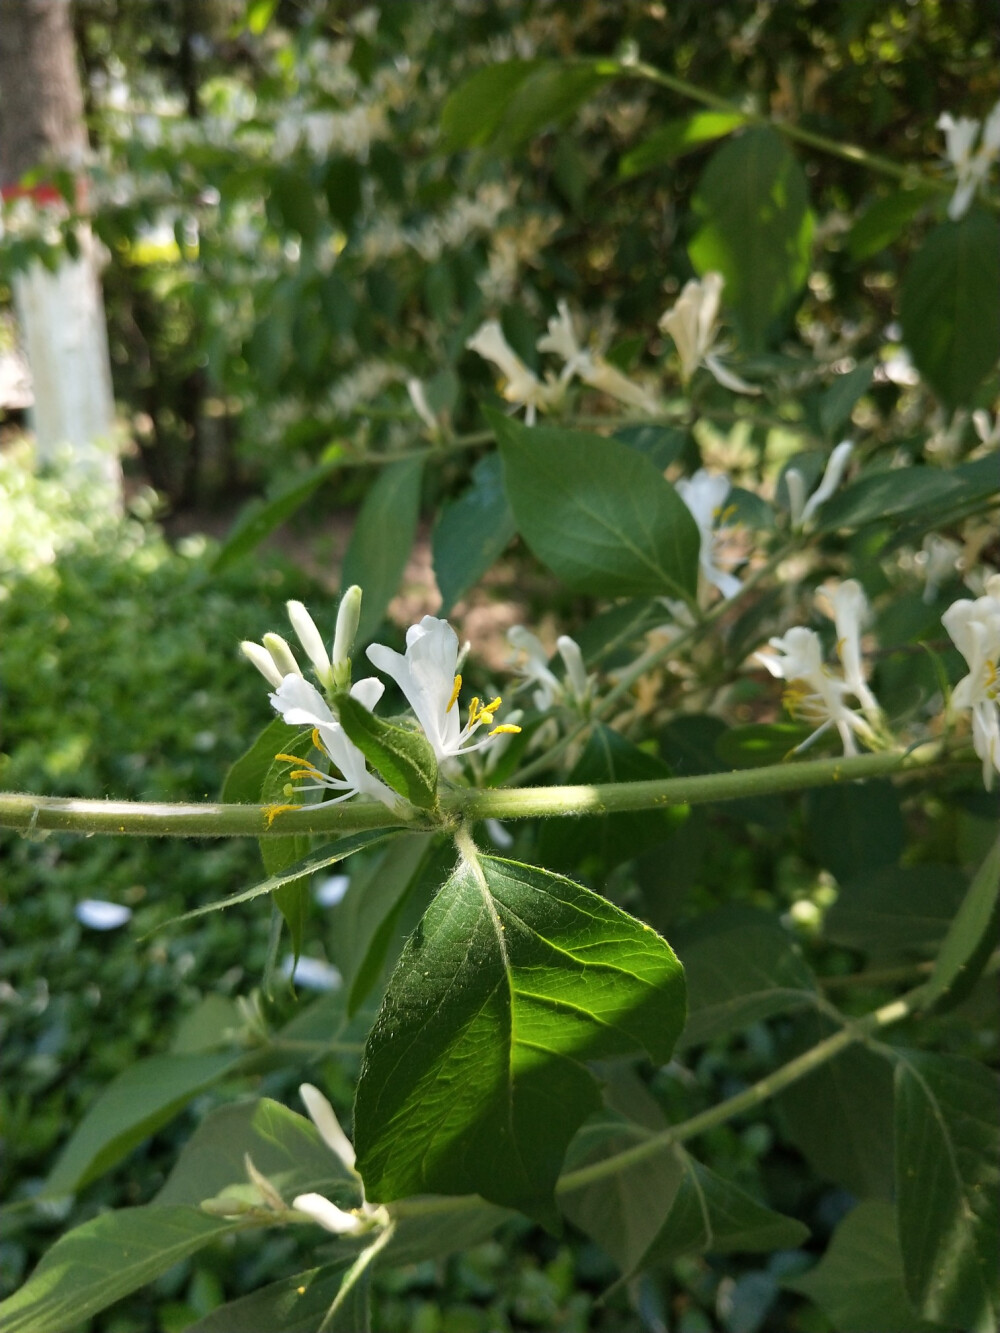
[488,724,522,736]
[275,751,323,777]
[311,727,324,752]
[446,674,462,713]
[468,695,481,724]
[986,659,999,699]
[263,803,300,826]
[289,769,319,780]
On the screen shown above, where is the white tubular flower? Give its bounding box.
[507,625,563,709]
[267,674,399,811]
[920,534,962,604]
[972,409,1000,447]
[240,640,284,688]
[677,469,742,600]
[466,320,561,425]
[538,301,660,413]
[537,300,584,373]
[332,585,363,689]
[556,635,590,704]
[292,1193,367,1236]
[367,616,521,763]
[786,440,854,530]
[300,1083,356,1173]
[407,378,439,433]
[942,575,1000,789]
[287,601,333,691]
[938,101,1000,221]
[262,632,303,681]
[658,273,759,395]
[819,579,880,718]
[756,625,875,757]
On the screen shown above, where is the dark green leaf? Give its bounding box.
[335,692,438,809]
[0,1207,244,1333]
[823,864,969,957]
[714,722,813,768]
[900,212,1000,409]
[260,728,316,960]
[440,60,615,152]
[184,1264,356,1333]
[269,169,321,243]
[847,186,937,262]
[804,781,902,883]
[539,726,688,874]
[817,466,965,532]
[494,413,699,600]
[440,61,540,149]
[922,833,1000,1012]
[43,1052,240,1198]
[387,1198,514,1266]
[354,849,686,1225]
[819,360,874,439]
[894,1051,999,1331]
[323,157,362,231]
[786,1201,937,1333]
[689,128,814,351]
[221,718,302,805]
[342,457,423,644]
[211,459,340,573]
[613,423,689,469]
[619,111,746,178]
[432,453,516,613]
[676,907,817,1049]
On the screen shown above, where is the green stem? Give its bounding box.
[0,744,955,838]
[556,982,922,1196]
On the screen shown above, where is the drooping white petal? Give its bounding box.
[269,674,337,729]
[822,579,880,715]
[704,352,760,396]
[507,625,562,710]
[292,1192,363,1235]
[407,378,438,431]
[799,440,853,526]
[677,469,741,599]
[300,1083,357,1172]
[557,635,589,702]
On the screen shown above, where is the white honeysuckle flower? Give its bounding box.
[292,1084,387,1237]
[972,409,1000,447]
[332,585,363,689]
[267,674,399,811]
[556,635,591,704]
[240,640,285,688]
[942,574,1000,789]
[578,357,660,413]
[920,534,963,604]
[756,625,876,757]
[658,273,759,395]
[367,616,521,763]
[292,1192,367,1236]
[818,579,880,718]
[300,1083,356,1172]
[537,300,583,372]
[676,469,742,600]
[537,301,660,412]
[466,320,562,425]
[286,600,333,691]
[937,101,1000,221]
[785,440,854,530]
[407,377,439,433]
[75,900,132,931]
[506,626,563,709]
[240,631,304,685]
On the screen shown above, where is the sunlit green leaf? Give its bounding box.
[432,453,516,613]
[619,111,746,178]
[335,692,438,809]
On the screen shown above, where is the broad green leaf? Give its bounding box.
[440,59,614,151]
[804,781,902,883]
[819,359,874,439]
[921,833,1000,1012]
[538,725,688,874]
[170,995,243,1055]
[342,457,423,644]
[185,1264,356,1333]
[619,111,746,178]
[335,692,438,809]
[43,1052,240,1198]
[776,1014,895,1199]
[676,907,817,1050]
[246,0,279,34]
[354,849,686,1225]
[269,168,321,243]
[786,1201,937,1332]
[847,186,937,261]
[613,423,689,469]
[211,458,340,573]
[386,1197,514,1265]
[713,721,812,768]
[432,453,516,613]
[440,60,540,149]
[689,127,814,351]
[642,1151,808,1266]
[559,1116,684,1274]
[220,717,302,805]
[894,1051,999,1331]
[155,1098,354,1208]
[323,156,362,232]
[494,413,699,600]
[900,212,1000,409]
[823,863,969,958]
[0,1207,245,1333]
[816,465,965,532]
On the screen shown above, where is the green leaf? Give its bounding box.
[819,359,874,439]
[432,453,516,613]
[440,60,540,149]
[847,186,937,262]
[786,1201,937,1333]
[387,1198,514,1266]
[341,457,423,644]
[42,1052,240,1198]
[354,849,686,1225]
[921,833,1000,1013]
[776,1014,895,1199]
[539,726,688,874]
[211,459,340,574]
[440,60,614,151]
[246,0,279,34]
[184,1264,356,1333]
[619,111,746,178]
[0,1207,244,1333]
[689,127,814,352]
[804,781,902,883]
[900,212,1000,409]
[155,1098,354,1208]
[713,722,813,768]
[269,168,321,243]
[335,692,438,809]
[816,466,965,532]
[894,1051,999,1331]
[494,413,699,600]
[221,717,302,805]
[260,728,316,960]
[823,863,969,958]
[323,157,362,231]
[676,907,817,1050]
[642,1152,809,1266]
[613,423,689,469]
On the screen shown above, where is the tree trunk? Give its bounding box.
[0,0,120,499]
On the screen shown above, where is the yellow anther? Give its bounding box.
[485,695,502,713]
[289,769,317,780]
[468,695,481,724]
[275,751,323,777]
[311,727,324,752]
[263,803,300,826]
[446,674,462,713]
[488,724,522,737]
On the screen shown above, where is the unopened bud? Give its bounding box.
[262,632,302,680]
[332,586,363,687]
[557,635,589,702]
[241,640,284,688]
[287,601,333,688]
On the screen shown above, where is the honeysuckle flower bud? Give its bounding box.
[466,320,561,425]
[241,640,285,688]
[300,1083,356,1173]
[658,273,759,395]
[677,469,742,600]
[367,616,521,762]
[937,101,1000,221]
[332,585,363,689]
[507,626,564,709]
[262,632,302,681]
[756,625,876,756]
[786,440,854,530]
[287,601,333,691]
[942,574,1000,789]
[557,635,590,704]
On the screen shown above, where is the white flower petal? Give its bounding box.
[300,1083,356,1172]
[75,900,132,930]
[292,1192,363,1235]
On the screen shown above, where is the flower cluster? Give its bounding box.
[292,1083,388,1237]
[756,580,882,756]
[507,626,590,710]
[658,272,758,395]
[942,575,1000,789]
[937,100,1000,221]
